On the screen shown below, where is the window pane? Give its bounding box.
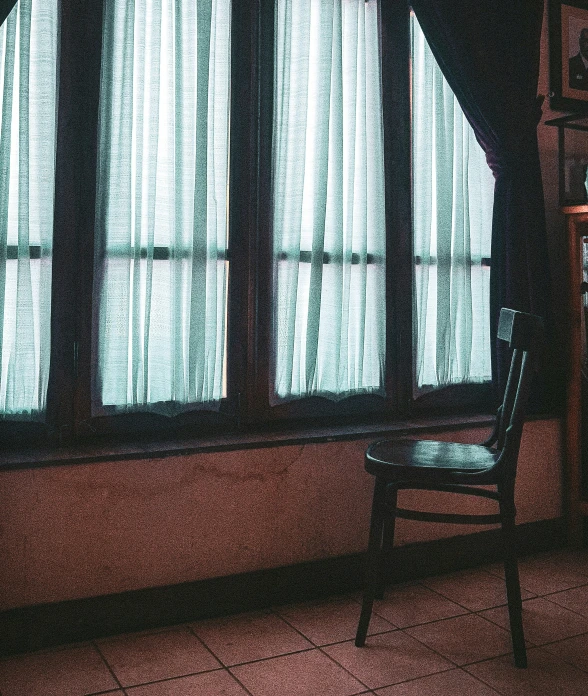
[0,0,58,419]
[272,0,386,404]
[94,0,231,416]
[412,14,494,392]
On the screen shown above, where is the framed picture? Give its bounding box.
[550,1,588,112]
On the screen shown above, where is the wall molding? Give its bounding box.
[0,516,565,656]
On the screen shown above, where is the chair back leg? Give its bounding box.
[500,498,527,668]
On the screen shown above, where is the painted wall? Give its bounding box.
[0,420,561,610]
[539,1,569,360]
[0,4,566,612]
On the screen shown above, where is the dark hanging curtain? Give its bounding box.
[0,0,16,27]
[411,0,550,396]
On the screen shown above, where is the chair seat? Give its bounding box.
[365,439,500,482]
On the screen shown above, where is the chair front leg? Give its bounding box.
[500,498,527,668]
[376,487,397,599]
[356,477,387,647]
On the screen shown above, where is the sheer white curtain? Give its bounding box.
[93,0,231,416]
[412,14,494,393]
[0,0,58,419]
[272,0,386,404]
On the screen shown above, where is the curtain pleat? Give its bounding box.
[93,0,231,416]
[0,0,58,419]
[271,0,386,404]
[412,15,494,393]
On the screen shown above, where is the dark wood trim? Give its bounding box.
[382,0,413,414]
[246,0,274,424]
[226,0,258,427]
[0,516,565,657]
[72,0,104,441]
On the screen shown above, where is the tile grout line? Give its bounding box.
[319,626,459,692]
[94,627,231,694]
[185,622,257,695]
[91,641,126,694]
[270,603,399,647]
[314,643,379,694]
[460,659,512,696]
[188,607,379,694]
[111,667,227,692]
[471,596,588,643]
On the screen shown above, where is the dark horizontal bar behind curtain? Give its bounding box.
[277,251,382,264]
[414,255,491,266]
[5,246,44,260]
[5,246,230,261]
[104,247,229,261]
[6,247,490,266]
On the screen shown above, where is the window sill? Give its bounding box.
[2,412,562,472]
[0,413,508,471]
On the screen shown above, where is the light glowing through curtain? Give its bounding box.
[271,0,386,404]
[412,14,494,393]
[93,0,231,416]
[0,0,58,419]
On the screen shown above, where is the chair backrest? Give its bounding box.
[494,308,544,475]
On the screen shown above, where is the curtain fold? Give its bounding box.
[412,15,494,392]
[271,0,386,404]
[0,0,58,419]
[93,0,231,416]
[411,0,549,394]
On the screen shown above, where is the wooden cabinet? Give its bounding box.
[563,205,588,546]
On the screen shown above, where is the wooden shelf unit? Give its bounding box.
[563,204,588,546]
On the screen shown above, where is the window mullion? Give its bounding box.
[381,0,412,414]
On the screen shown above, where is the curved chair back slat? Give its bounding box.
[494,309,544,479]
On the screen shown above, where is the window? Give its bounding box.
[0,0,58,420]
[411,13,494,394]
[271,0,385,404]
[93,0,231,416]
[0,0,494,447]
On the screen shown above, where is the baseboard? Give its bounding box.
[0,516,566,657]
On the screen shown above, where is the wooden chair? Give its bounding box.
[355,308,544,668]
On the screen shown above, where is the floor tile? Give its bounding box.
[374,668,501,695]
[480,597,588,645]
[544,584,588,617]
[541,632,588,673]
[465,646,588,696]
[405,614,513,666]
[421,568,535,611]
[230,648,365,696]
[372,583,467,628]
[322,631,452,690]
[126,669,250,695]
[275,596,395,646]
[0,643,119,696]
[97,626,220,687]
[485,553,588,594]
[191,611,312,666]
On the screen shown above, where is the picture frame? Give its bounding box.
[550,0,588,113]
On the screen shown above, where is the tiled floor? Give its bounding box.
[2,549,588,695]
